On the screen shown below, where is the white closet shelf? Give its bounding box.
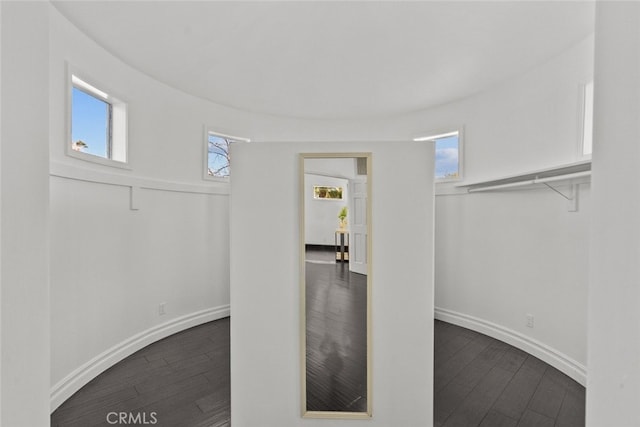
[456,160,591,193]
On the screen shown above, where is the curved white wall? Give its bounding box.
[435,186,590,383]
[48,3,426,410]
[47,2,415,408]
[47,0,594,414]
[430,36,594,384]
[48,6,240,409]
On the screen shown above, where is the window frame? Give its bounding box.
[67,67,129,169]
[579,80,594,160]
[313,185,344,200]
[203,127,250,182]
[414,127,464,183]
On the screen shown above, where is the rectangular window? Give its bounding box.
[72,86,110,158]
[582,81,594,157]
[207,134,232,178]
[69,74,128,167]
[415,130,462,181]
[205,130,250,181]
[313,186,343,200]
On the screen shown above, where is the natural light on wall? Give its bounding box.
[414,130,462,181]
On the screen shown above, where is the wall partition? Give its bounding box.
[230,141,434,427]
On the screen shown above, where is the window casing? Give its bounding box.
[313,186,344,200]
[581,81,594,158]
[204,129,250,181]
[415,130,463,182]
[68,72,128,168]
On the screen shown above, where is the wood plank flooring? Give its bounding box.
[51,314,585,427]
[434,320,585,427]
[51,318,230,427]
[304,260,368,412]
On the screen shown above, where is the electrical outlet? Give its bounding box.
[159,302,166,316]
[526,314,534,328]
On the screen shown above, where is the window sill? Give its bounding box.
[66,149,131,170]
[203,175,230,184]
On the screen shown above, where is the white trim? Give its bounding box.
[207,129,250,143]
[434,307,586,386]
[72,75,108,100]
[579,80,594,160]
[413,130,459,142]
[50,161,230,195]
[50,305,230,412]
[66,148,131,170]
[412,125,463,143]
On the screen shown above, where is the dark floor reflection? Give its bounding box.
[305,255,367,412]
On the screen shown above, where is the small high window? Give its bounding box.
[205,130,250,181]
[582,81,594,157]
[313,186,343,200]
[415,130,462,181]
[69,74,128,166]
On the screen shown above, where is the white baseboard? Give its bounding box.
[50,304,230,412]
[434,307,586,386]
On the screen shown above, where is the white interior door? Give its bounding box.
[349,178,368,275]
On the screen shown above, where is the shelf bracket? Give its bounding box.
[541,182,579,212]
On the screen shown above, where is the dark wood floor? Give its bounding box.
[305,260,367,412]
[51,318,230,427]
[434,320,585,427]
[51,314,585,427]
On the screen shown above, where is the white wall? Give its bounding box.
[422,35,594,183]
[48,6,233,409]
[230,141,434,427]
[46,2,445,412]
[304,158,357,179]
[304,173,349,246]
[435,185,590,382]
[587,3,640,426]
[431,35,594,384]
[1,2,51,426]
[0,2,596,420]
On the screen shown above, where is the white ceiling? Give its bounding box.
[52,1,595,120]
